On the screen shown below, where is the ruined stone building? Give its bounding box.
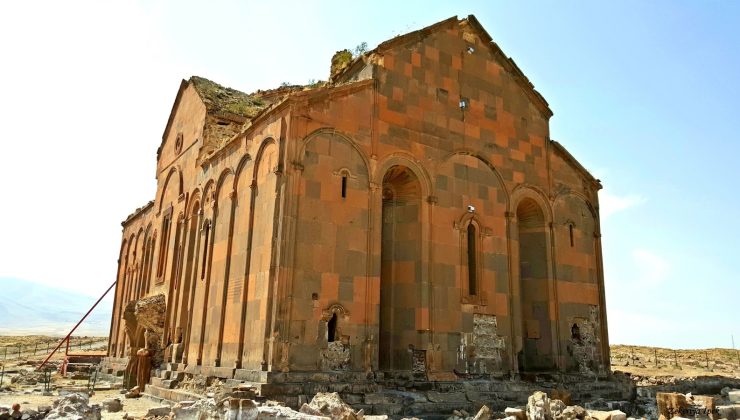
[106,15,610,389]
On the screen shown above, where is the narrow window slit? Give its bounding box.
[467,223,477,296]
[569,224,574,247]
[201,223,210,280]
[341,175,347,199]
[327,313,338,342]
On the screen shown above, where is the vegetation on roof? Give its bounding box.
[190,76,267,119]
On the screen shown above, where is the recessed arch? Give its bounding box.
[252,137,278,181]
[510,184,553,224]
[379,163,423,371]
[515,196,554,371]
[187,190,202,216]
[553,191,597,222]
[214,168,236,207]
[234,153,253,183]
[298,128,371,179]
[374,153,432,199]
[202,179,216,207]
[437,150,510,208]
[158,166,184,212]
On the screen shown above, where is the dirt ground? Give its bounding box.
[610,344,740,378]
[0,335,738,420]
[0,389,162,419]
[0,336,161,419]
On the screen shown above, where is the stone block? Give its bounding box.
[146,406,172,417]
[656,392,688,420]
[426,391,467,403]
[504,407,525,420]
[472,405,491,420]
[730,391,740,404]
[370,404,404,416]
[561,405,585,420]
[716,404,739,420]
[527,391,551,420]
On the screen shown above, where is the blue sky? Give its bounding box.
[0,0,737,348]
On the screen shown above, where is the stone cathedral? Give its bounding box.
[106,15,611,399]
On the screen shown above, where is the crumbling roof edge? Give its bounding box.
[190,76,260,122]
[375,15,460,53]
[551,140,602,190]
[200,80,375,167]
[121,200,154,227]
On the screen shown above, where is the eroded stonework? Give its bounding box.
[107,14,610,389]
[321,342,351,371]
[471,314,505,374]
[569,306,603,376]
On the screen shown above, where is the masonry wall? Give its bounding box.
[272,21,608,375]
[109,20,609,377]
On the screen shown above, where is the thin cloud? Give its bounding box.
[599,189,646,218]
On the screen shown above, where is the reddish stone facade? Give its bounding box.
[108,15,610,381]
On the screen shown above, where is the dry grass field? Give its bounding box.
[610,344,740,378]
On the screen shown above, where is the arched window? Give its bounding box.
[327,313,338,342]
[341,175,348,199]
[569,224,575,247]
[157,213,172,278]
[467,223,478,296]
[200,221,211,280]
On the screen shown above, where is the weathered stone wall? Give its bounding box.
[109,16,608,380]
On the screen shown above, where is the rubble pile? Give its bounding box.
[10,369,46,386]
[299,392,363,420]
[44,393,101,420]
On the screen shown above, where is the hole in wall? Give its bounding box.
[327,313,338,342]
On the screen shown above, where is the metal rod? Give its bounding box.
[37,281,116,371]
[705,350,709,369]
[654,348,658,367]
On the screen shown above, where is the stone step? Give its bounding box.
[142,384,204,404]
[151,377,179,389]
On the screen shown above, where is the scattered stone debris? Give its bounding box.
[9,370,45,386]
[45,393,101,420]
[504,407,525,420]
[471,405,491,420]
[170,398,221,420]
[125,385,141,398]
[300,392,362,420]
[101,397,123,412]
[527,391,552,420]
[145,405,172,417]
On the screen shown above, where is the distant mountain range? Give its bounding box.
[0,278,112,336]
